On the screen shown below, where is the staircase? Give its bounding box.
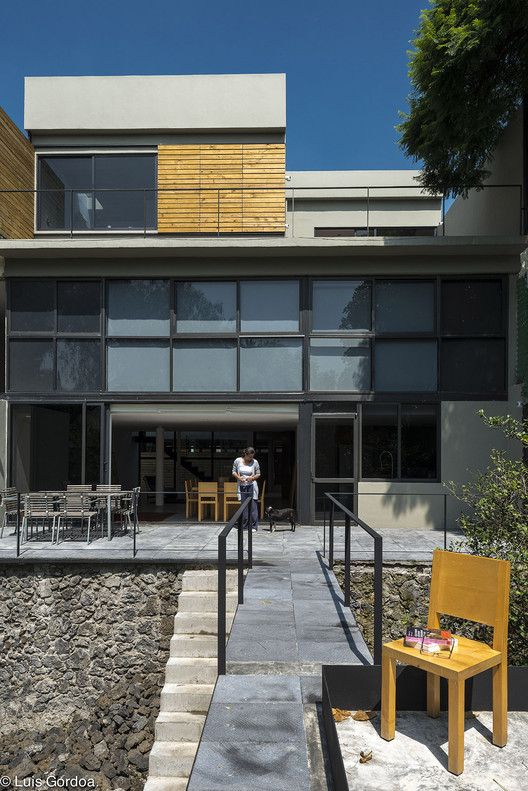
[144,569,238,791]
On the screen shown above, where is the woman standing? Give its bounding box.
[232,446,260,531]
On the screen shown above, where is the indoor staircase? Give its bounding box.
[144,569,238,791]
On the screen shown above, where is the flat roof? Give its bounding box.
[24,74,286,134]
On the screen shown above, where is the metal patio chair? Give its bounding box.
[0,488,18,537]
[55,492,97,544]
[22,493,58,542]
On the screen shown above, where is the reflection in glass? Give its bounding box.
[362,405,398,478]
[173,340,237,391]
[376,281,434,332]
[107,341,170,391]
[312,280,371,332]
[176,282,236,332]
[240,338,302,391]
[240,281,299,332]
[107,280,170,336]
[315,420,355,478]
[401,405,437,479]
[57,340,101,391]
[58,282,101,333]
[440,339,505,393]
[9,340,54,391]
[375,341,437,391]
[10,281,55,332]
[38,157,92,230]
[310,338,370,391]
[441,280,502,333]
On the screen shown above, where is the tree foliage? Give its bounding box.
[398,0,528,197]
[446,411,528,664]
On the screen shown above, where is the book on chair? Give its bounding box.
[404,627,458,654]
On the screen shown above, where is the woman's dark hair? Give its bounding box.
[243,447,256,456]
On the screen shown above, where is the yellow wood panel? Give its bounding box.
[0,106,35,238]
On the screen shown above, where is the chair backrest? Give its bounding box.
[198,482,217,494]
[258,479,266,499]
[428,549,510,652]
[223,481,238,494]
[96,484,121,491]
[67,484,93,491]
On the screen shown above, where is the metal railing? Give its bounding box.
[1,182,524,238]
[217,497,253,675]
[325,492,383,665]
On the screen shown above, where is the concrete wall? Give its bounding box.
[443,108,524,236]
[25,75,286,134]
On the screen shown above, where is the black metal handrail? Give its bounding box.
[326,492,383,665]
[217,496,253,675]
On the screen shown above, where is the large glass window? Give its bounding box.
[375,340,437,391]
[375,281,435,332]
[310,339,371,391]
[361,404,398,478]
[57,340,101,391]
[240,281,299,332]
[107,280,170,337]
[107,341,170,391]
[173,340,237,391]
[10,281,55,332]
[240,338,303,391]
[362,403,437,480]
[312,280,371,332]
[58,282,101,333]
[37,155,156,231]
[176,282,236,333]
[315,420,355,478]
[441,280,502,334]
[9,340,54,391]
[440,339,505,393]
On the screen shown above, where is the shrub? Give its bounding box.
[446,411,528,665]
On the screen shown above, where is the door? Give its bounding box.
[311,413,358,521]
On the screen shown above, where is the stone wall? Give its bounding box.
[0,563,185,791]
[334,561,433,654]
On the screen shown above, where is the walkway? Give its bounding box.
[187,555,371,791]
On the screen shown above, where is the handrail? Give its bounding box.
[217,496,253,675]
[325,492,383,665]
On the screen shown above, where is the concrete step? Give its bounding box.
[177,590,238,613]
[170,634,217,658]
[165,657,217,685]
[148,741,198,777]
[181,569,239,592]
[173,611,234,635]
[160,683,215,713]
[155,711,206,742]
[144,776,189,791]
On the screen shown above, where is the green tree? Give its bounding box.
[446,411,528,664]
[398,0,528,197]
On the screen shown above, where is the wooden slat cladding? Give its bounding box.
[158,143,285,233]
[0,106,35,239]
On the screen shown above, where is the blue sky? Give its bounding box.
[1,0,427,172]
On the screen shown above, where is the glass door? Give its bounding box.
[311,413,358,521]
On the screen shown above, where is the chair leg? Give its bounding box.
[492,662,508,747]
[427,672,440,718]
[381,652,396,741]
[448,679,465,775]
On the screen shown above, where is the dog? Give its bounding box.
[265,505,296,533]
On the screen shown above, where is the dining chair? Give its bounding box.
[222,481,239,521]
[0,488,18,537]
[381,549,510,775]
[22,493,58,542]
[185,479,198,518]
[197,482,218,521]
[56,492,97,544]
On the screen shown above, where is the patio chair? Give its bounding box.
[66,484,93,491]
[55,493,97,544]
[22,493,58,542]
[114,487,140,533]
[381,549,510,775]
[197,481,218,521]
[0,488,18,537]
[185,478,198,518]
[256,479,266,520]
[223,481,239,521]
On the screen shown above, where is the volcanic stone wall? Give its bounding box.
[0,563,185,791]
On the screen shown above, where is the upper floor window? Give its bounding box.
[37,154,156,232]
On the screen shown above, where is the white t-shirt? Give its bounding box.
[232,457,260,500]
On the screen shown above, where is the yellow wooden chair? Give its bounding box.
[197,481,218,522]
[381,549,510,775]
[222,481,239,521]
[256,479,266,520]
[184,478,198,518]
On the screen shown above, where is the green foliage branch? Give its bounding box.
[446,410,528,664]
[398,0,528,197]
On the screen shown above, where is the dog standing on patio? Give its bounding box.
[265,505,296,532]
